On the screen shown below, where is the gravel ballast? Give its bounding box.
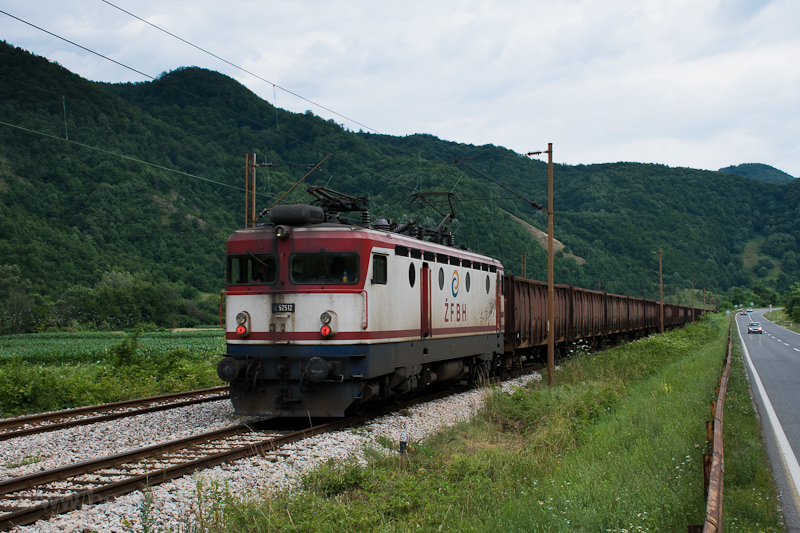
[4,374,539,532]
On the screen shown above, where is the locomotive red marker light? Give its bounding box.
[320,325,333,337]
[234,311,250,337]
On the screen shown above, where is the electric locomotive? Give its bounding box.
[217,187,506,417]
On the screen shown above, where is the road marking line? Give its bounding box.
[739,325,800,512]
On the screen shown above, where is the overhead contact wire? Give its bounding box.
[0,9,496,210]
[0,120,251,194]
[101,0,382,135]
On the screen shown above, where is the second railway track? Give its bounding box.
[0,386,229,442]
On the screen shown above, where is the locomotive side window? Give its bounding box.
[408,263,416,287]
[466,272,471,292]
[485,275,491,294]
[372,255,387,285]
[290,252,359,284]
[438,267,445,290]
[227,254,277,285]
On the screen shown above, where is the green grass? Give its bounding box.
[723,334,781,531]
[183,315,781,532]
[764,309,800,334]
[0,330,224,365]
[5,451,43,469]
[0,330,225,417]
[741,236,782,282]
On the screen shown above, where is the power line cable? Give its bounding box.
[100,0,383,135]
[0,9,518,214]
[94,3,496,197]
[0,119,260,195]
[0,10,408,201]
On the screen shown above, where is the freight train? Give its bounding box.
[217,187,703,417]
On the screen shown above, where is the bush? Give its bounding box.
[785,283,800,322]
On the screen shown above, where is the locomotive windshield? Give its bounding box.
[290,252,359,284]
[227,253,277,285]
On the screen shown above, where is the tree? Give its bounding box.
[754,257,774,277]
[782,251,798,273]
[785,283,800,322]
[761,233,796,259]
[0,264,34,334]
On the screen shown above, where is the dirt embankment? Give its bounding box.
[505,212,586,265]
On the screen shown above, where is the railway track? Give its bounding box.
[0,364,538,531]
[0,387,229,442]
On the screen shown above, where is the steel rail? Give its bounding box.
[0,365,541,531]
[0,386,229,442]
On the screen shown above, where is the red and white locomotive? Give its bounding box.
[217,188,506,417]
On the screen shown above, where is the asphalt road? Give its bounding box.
[737,309,800,531]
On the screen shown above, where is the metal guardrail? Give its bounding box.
[688,322,732,532]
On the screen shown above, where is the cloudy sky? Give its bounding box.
[2,0,799,176]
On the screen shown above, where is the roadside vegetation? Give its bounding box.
[763,308,800,334]
[0,329,224,417]
[184,315,781,532]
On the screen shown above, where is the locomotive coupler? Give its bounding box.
[275,364,300,408]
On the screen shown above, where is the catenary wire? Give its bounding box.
[92,2,485,195]
[0,10,413,204]
[0,9,525,214]
[100,0,382,136]
[0,119,255,195]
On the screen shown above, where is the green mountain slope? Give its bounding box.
[718,163,797,184]
[1,42,799,333]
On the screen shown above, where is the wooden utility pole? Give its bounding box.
[547,143,554,387]
[651,250,664,332]
[524,143,554,386]
[245,153,256,228]
[658,250,664,333]
[522,251,527,280]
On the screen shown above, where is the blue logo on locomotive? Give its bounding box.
[451,270,459,297]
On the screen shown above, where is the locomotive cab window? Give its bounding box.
[372,255,387,285]
[290,252,359,284]
[228,254,277,285]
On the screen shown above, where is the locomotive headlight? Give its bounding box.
[275,226,291,240]
[319,310,338,338]
[235,311,250,337]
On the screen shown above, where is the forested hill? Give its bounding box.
[1,41,799,333]
[718,163,797,184]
